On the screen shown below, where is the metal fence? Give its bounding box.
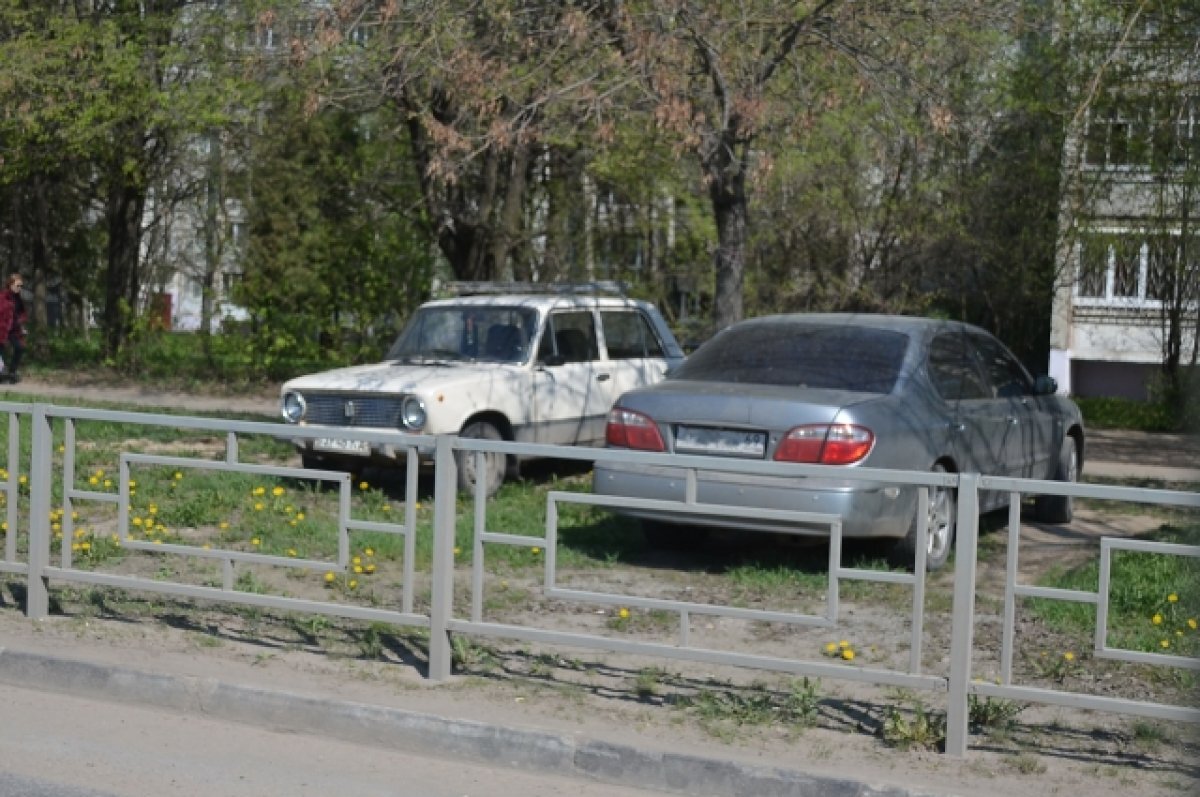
[1,400,1198,757]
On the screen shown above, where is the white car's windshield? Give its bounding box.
[386,306,539,364]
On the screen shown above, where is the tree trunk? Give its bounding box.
[103,178,145,358]
[708,157,747,331]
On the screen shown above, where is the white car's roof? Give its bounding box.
[419,294,649,311]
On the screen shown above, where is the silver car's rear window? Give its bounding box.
[672,322,908,393]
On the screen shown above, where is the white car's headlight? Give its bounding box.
[400,396,426,430]
[281,391,306,423]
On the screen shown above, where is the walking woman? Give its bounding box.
[0,273,28,383]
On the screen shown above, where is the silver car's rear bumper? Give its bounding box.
[592,462,915,539]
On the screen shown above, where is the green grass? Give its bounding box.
[1030,521,1200,658]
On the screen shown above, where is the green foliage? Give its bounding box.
[1076,396,1185,433]
[879,702,946,751]
[968,694,1024,731]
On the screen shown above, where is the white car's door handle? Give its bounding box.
[597,373,611,382]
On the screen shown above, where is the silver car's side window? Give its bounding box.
[929,333,990,401]
[970,333,1034,398]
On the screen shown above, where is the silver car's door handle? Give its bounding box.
[1007,416,1019,426]
[597,373,611,382]
[948,422,965,432]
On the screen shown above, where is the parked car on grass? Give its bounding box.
[280,283,684,495]
[594,313,1085,570]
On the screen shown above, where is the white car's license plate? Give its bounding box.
[314,437,370,456]
[674,426,766,458]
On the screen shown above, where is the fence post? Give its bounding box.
[427,434,457,681]
[945,471,980,757]
[26,404,53,619]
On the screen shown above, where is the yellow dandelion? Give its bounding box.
[148,505,157,515]
[824,642,838,654]
[88,476,99,486]
[71,511,79,521]
[324,571,335,583]
[841,648,855,661]
[289,520,297,527]
[295,512,305,521]
[382,505,391,513]
[153,539,162,545]
[173,472,183,480]
[1188,619,1197,630]
[618,607,630,619]
[358,481,369,491]
[1,522,6,531]
[1177,630,1184,638]
[71,542,80,552]
[254,502,264,511]
[251,537,261,546]
[352,556,362,565]
[453,546,461,556]
[415,502,422,510]
[838,640,850,649]
[73,529,85,539]
[1160,639,1170,649]
[531,546,541,555]
[57,444,65,453]
[287,548,297,557]
[80,541,91,551]
[103,479,111,488]
[1063,651,1075,662]
[132,517,143,527]
[1152,614,1163,625]
[219,521,229,530]
[365,563,376,574]
[253,486,265,496]
[128,480,137,488]
[272,486,285,497]
[1167,593,1178,603]
[354,565,363,574]
[364,548,375,557]
[348,579,358,590]
[17,474,27,484]
[95,469,105,478]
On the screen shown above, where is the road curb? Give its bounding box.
[0,646,947,797]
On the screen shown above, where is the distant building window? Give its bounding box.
[1084,95,1196,169]
[1076,230,1199,306]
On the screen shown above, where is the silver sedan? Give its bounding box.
[593,314,1085,570]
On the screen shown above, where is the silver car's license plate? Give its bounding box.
[314,437,370,456]
[674,426,766,458]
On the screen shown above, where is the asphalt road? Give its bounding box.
[0,683,670,797]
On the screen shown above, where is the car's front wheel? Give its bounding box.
[1035,436,1078,524]
[456,421,506,497]
[892,464,956,571]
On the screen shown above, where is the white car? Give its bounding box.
[279,285,684,494]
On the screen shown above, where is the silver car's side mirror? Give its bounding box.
[1034,375,1058,396]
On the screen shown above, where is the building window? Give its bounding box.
[1076,230,1199,306]
[1084,94,1197,169]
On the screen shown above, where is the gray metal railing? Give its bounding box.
[1,400,1197,758]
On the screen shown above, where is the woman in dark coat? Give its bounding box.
[0,273,28,383]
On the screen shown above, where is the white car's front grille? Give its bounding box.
[304,395,402,428]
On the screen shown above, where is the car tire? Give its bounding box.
[1035,436,1077,524]
[641,519,707,550]
[892,464,955,572]
[456,421,506,497]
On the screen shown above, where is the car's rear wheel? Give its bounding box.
[892,464,955,571]
[1035,436,1077,524]
[456,421,506,497]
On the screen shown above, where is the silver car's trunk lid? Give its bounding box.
[624,380,882,433]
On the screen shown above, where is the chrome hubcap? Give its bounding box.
[927,485,952,560]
